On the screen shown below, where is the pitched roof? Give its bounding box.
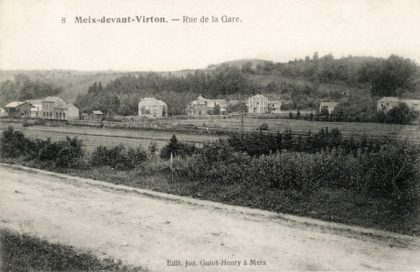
[401,99,420,104]
[5,101,24,108]
[378,97,400,102]
[138,97,167,106]
[320,101,340,106]
[249,94,268,99]
[92,110,103,115]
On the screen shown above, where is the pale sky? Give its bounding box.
[1,0,419,71]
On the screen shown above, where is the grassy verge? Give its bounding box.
[0,229,144,272]
[2,157,419,236]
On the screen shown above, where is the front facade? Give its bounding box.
[92,110,104,121]
[377,97,401,112]
[247,94,268,114]
[376,97,420,113]
[27,100,42,118]
[41,96,79,120]
[401,99,420,112]
[0,107,7,117]
[319,101,340,114]
[268,100,284,113]
[187,95,227,115]
[138,97,168,118]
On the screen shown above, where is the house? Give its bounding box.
[401,99,420,112]
[5,101,33,118]
[268,100,284,113]
[0,107,8,117]
[5,101,23,118]
[187,95,227,115]
[26,99,42,118]
[92,110,104,121]
[377,97,401,112]
[138,97,168,118]
[247,94,268,114]
[41,96,79,120]
[319,101,340,114]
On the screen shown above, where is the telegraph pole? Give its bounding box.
[240,101,245,133]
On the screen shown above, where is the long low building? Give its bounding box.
[4,96,79,120]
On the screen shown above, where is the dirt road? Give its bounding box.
[0,164,419,271]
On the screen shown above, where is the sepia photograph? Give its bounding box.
[0,0,420,271]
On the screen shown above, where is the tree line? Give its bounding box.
[73,54,418,116]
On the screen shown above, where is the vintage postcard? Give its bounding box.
[0,0,420,271]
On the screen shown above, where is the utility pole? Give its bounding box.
[241,101,245,133]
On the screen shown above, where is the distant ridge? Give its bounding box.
[207,59,269,70]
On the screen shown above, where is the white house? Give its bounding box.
[0,107,7,117]
[247,94,268,114]
[377,97,420,113]
[376,97,401,112]
[401,99,420,112]
[138,97,168,118]
[319,101,340,114]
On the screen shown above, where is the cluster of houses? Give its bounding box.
[1,95,420,121]
[135,94,420,118]
[135,94,287,118]
[319,97,420,115]
[2,96,79,120]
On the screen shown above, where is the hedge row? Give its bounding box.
[178,141,419,214]
[227,128,387,157]
[0,127,147,170]
[0,127,84,168]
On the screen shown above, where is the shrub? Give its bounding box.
[178,142,419,215]
[90,145,147,170]
[0,127,29,158]
[259,123,269,131]
[31,137,84,168]
[160,134,196,159]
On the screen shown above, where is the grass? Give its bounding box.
[0,229,144,272]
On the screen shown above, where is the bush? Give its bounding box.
[0,128,85,168]
[259,123,269,131]
[178,142,419,214]
[160,134,196,159]
[90,145,147,170]
[0,127,29,157]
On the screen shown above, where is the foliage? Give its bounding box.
[259,123,269,131]
[0,127,84,168]
[376,103,419,124]
[0,74,62,106]
[160,134,196,159]
[0,127,30,157]
[0,229,143,271]
[179,142,419,214]
[370,55,417,97]
[90,145,147,170]
[75,66,256,116]
[226,128,384,157]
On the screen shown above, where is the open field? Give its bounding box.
[0,121,220,153]
[1,116,420,153]
[1,164,419,271]
[174,116,420,142]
